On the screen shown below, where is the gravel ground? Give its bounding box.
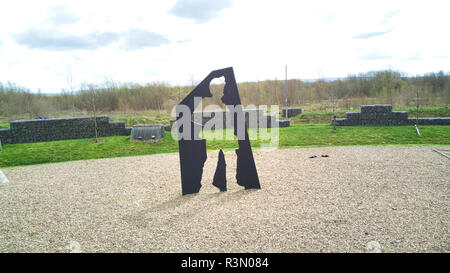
[0,145,448,253]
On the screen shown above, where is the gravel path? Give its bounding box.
[0,145,448,253]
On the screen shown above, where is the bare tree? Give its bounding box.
[66,71,77,115]
[80,84,100,143]
[24,91,34,119]
[188,74,197,87]
[316,72,338,130]
[328,84,339,130]
[415,87,421,136]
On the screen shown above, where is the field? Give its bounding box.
[288,106,450,125]
[1,106,448,127]
[1,103,449,254]
[1,124,449,168]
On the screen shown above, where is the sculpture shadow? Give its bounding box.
[152,188,259,213]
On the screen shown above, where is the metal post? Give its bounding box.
[284,65,288,118]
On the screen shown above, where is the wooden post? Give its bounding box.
[415,87,421,136]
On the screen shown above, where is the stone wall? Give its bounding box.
[408,117,450,125]
[282,107,302,118]
[0,116,132,144]
[335,104,450,126]
[0,129,11,144]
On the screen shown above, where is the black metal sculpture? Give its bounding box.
[175,67,260,195]
[212,149,227,192]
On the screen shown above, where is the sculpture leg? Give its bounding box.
[212,149,227,192]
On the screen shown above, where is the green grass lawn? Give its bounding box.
[0,123,9,129]
[1,124,449,168]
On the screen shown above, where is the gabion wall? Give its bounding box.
[282,107,302,118]
[335,104,450,126]
[0,115,132,144]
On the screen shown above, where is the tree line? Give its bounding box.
[0,70,448,119]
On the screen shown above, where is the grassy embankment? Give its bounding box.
[1,124,449,168]
[0,123,9,129]
[1,106,448,128]
[287,106,450,124]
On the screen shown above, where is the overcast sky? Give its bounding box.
[0,0,448,93]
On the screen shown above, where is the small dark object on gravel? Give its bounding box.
[365,232,369,235]
[392,207,397,210]
[321,154,329,157]
[309,155,317,159]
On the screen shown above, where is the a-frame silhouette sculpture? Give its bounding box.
[175,67,260,195]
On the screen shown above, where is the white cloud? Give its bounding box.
[168,0,233,23]
[14,28,120,50]
[0,0,448,93]
[381,10,400,24]
[353,29,394,39]
[120,29,170,50]
[48,5,80,25]
[359,51,392,60]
